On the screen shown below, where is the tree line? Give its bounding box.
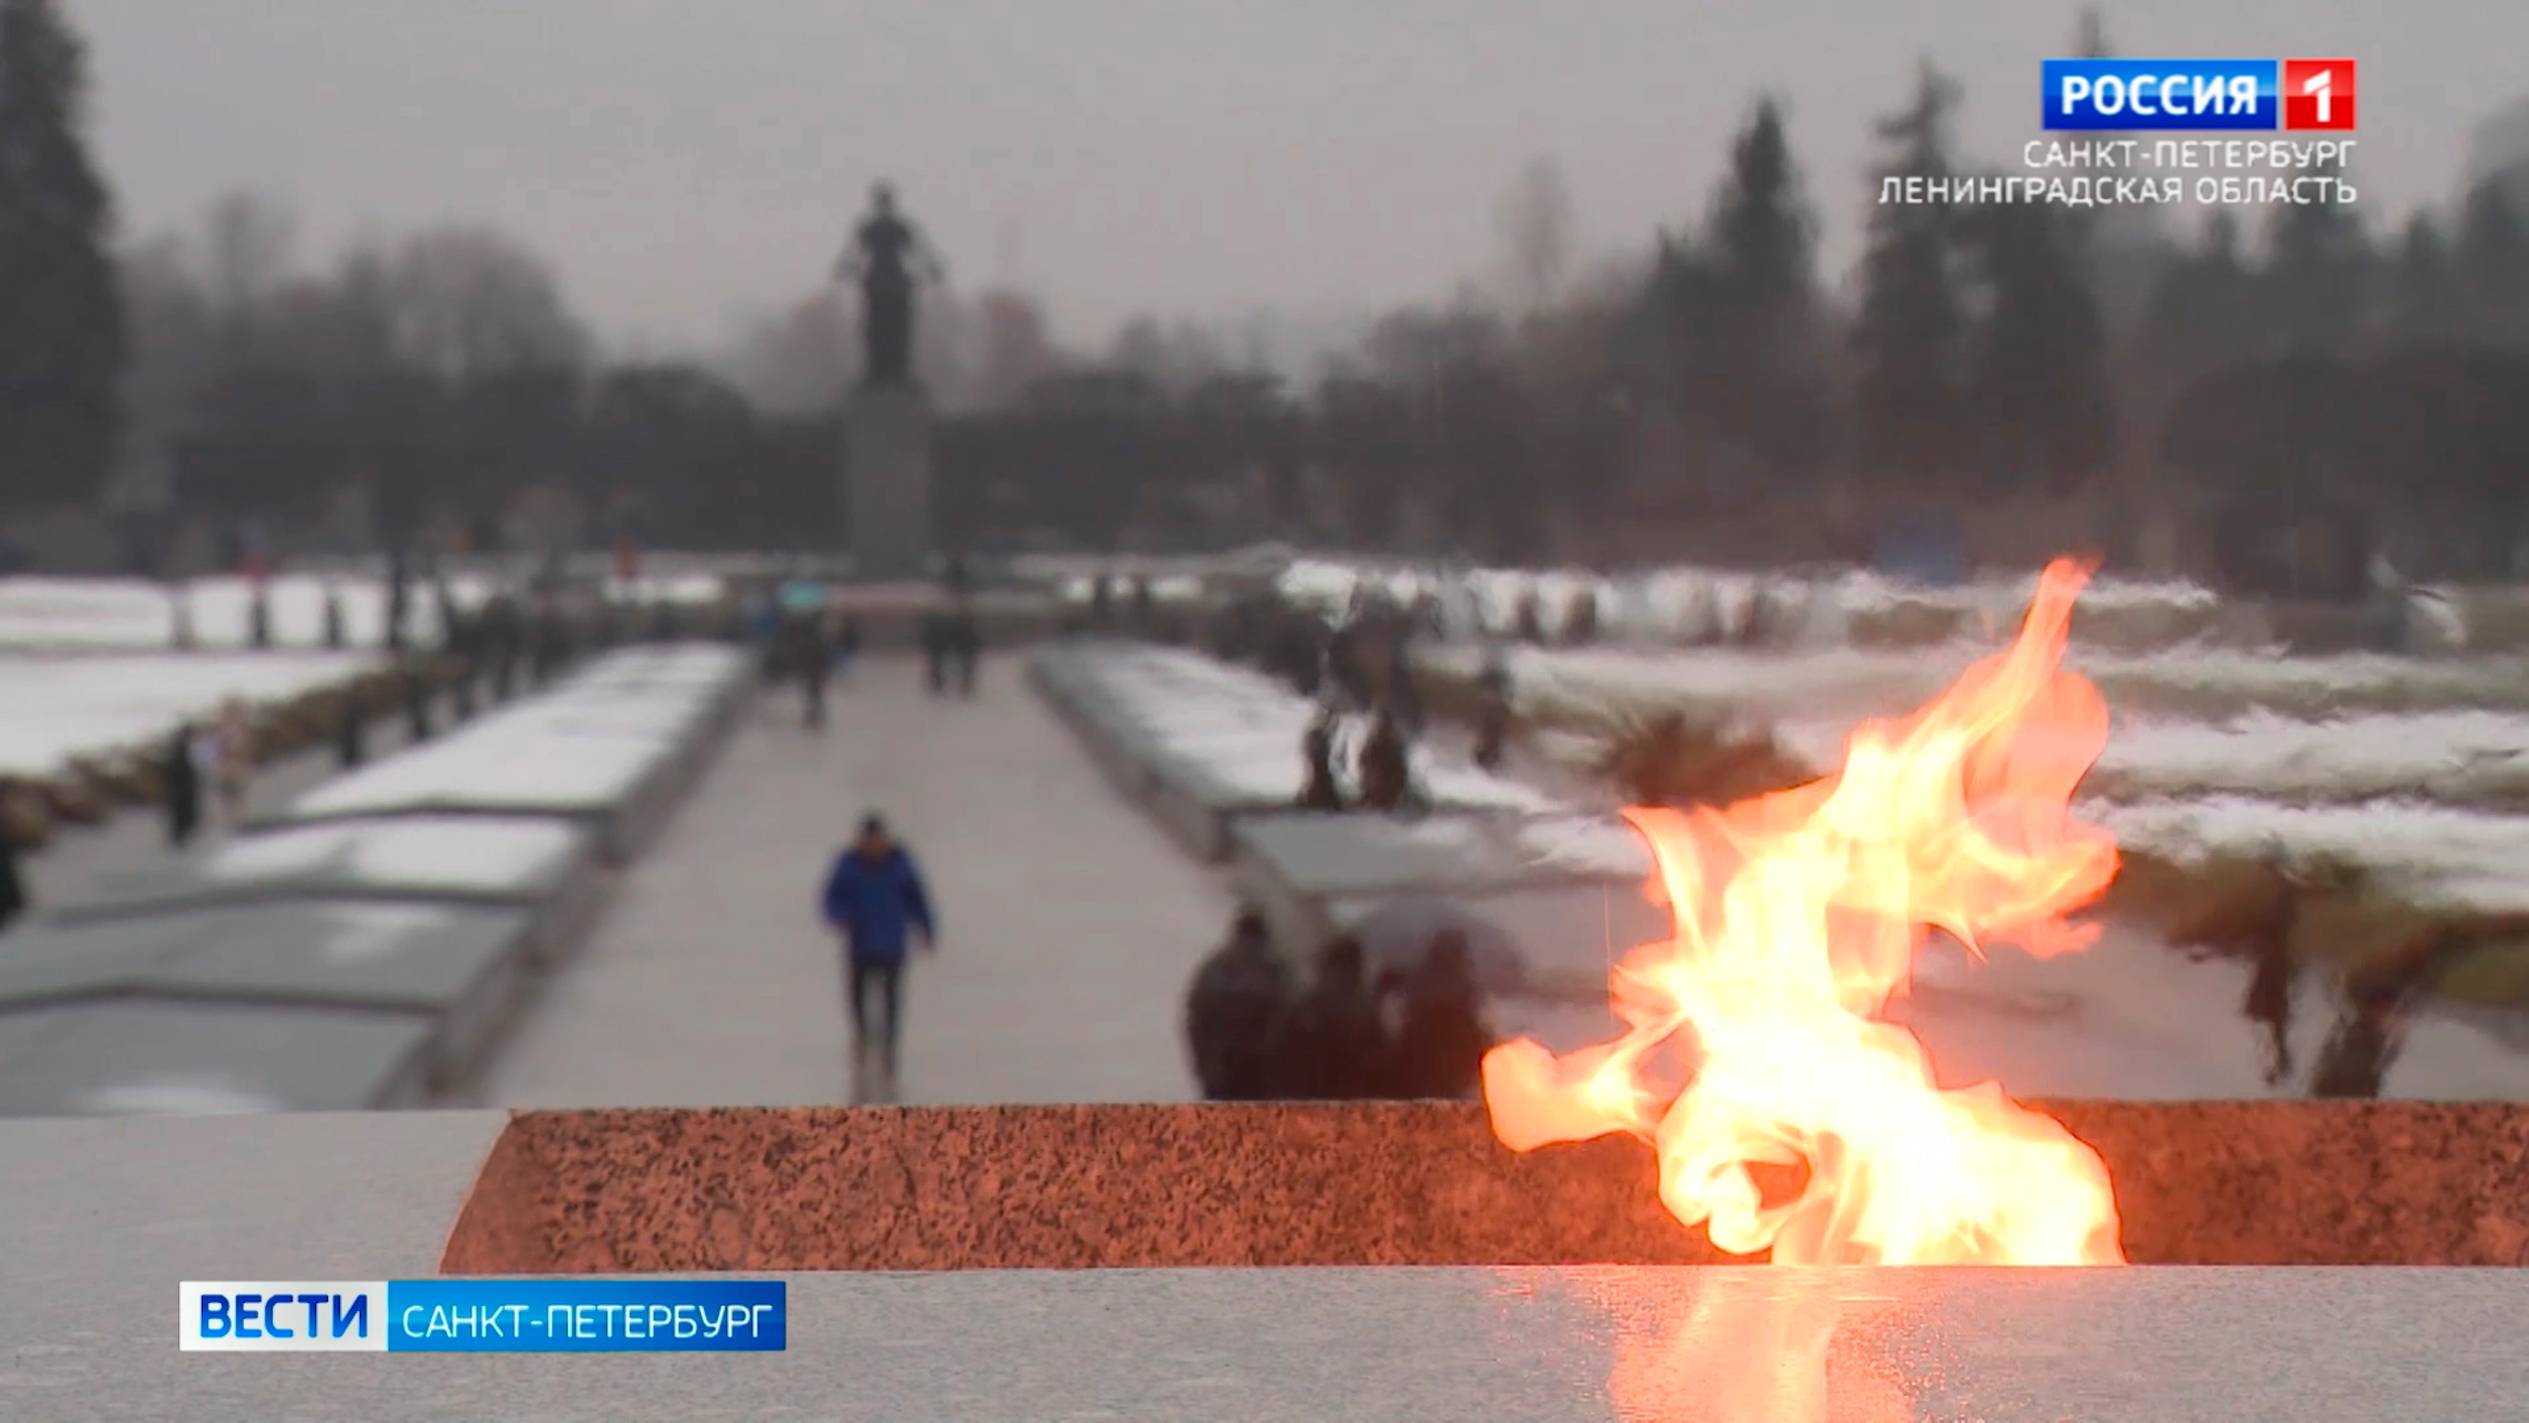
[7,0,2529,581]
[1314,17,2529,581]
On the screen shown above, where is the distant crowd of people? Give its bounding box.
[1297,702,1419,814]
[158,573,604,852]
[1182,907,1494,1101]
[760,604,863,729]
[1278,585,1517,815]
[750,562,988,727]
[1074,571,1167,635]
[919,607,983,699]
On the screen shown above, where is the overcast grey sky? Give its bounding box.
[71,0,2527,356]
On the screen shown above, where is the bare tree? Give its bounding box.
[916,286,978,405]
[377,224,590,380]
[1363,296,1502,388]
[1107,315,1224,397]
[112,232,215,512]
[1496,155,1574,313]
[200,188,297,320]
[728,289,856,415]
[968,287,1064,408]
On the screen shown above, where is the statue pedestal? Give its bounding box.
[844,382,935,581]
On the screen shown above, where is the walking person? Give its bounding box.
[402,657,436,743]
[447,615,480,723]
[0,807,27,934]
[1471,655,1512,773]
[385,557,411,653]
[820,815,938,1103]
[795,613,833,729]
[951,607,981,698]
[748,589,784,677]
[1356,704,1413,813]
[920,613,949,696]
[164,723,203,847]
[435,580,464,657]
[1385,634,1422,736]
[1379,932,1494,1100]
[1183,907,1294,1100]
[832,612,861,685]
[483,592,522,703]
[528,595,566,688]
[334,690,367,769]
[1269,935,1388,1098]
[1296,706,1345,811]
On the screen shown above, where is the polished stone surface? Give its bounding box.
[0,899,532,1012]
[4,1110,2524,1419]
[0,997,436,1114]
[13,1263,2529,1421]
[0,1109,506,1414]
[439,1101,2529,1274]
[48,814,594,921]
[1234,809,1642,898]
[269,644,748,851]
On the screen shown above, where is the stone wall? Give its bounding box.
[442,1101,2529,1273]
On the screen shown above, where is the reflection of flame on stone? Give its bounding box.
[1515,1268,1919,1423]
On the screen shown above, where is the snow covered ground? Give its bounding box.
[1280,553,2529,654]
[1040,640,1562,813]
[1755,707,2529,812]
[0,575,475,651]
[1050,631,2529,915]
[286,644,748,821]
[1279,557,2226,649]
[1438,638,2529,914]
[0,571,731,654]
[183,815,588,900]
[1442,641,2529,730]
[0,650,376,780]
[2091,797,2529,913]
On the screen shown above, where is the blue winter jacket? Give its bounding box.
[821,847,936,963]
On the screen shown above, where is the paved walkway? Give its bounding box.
[467,652,1235,1108]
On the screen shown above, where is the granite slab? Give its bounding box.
[439,1101,2529,1274]
[0,899,533,1011]
[0,998,436,1115]
[21,1266,2529,1422]
[47,814,595,922]
[1234,809,1648,900]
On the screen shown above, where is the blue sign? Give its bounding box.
[182,1279,787,1353]
[2043,58,2278,130]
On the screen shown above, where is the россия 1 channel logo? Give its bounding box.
[2043,58,2356,132]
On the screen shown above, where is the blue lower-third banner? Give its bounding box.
[180,1280,786,1352]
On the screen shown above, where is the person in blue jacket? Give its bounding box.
[821,814,937,1101]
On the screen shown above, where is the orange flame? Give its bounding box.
[1483,558,2125,1265]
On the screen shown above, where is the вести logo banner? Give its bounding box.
[180,1280,787,1353]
